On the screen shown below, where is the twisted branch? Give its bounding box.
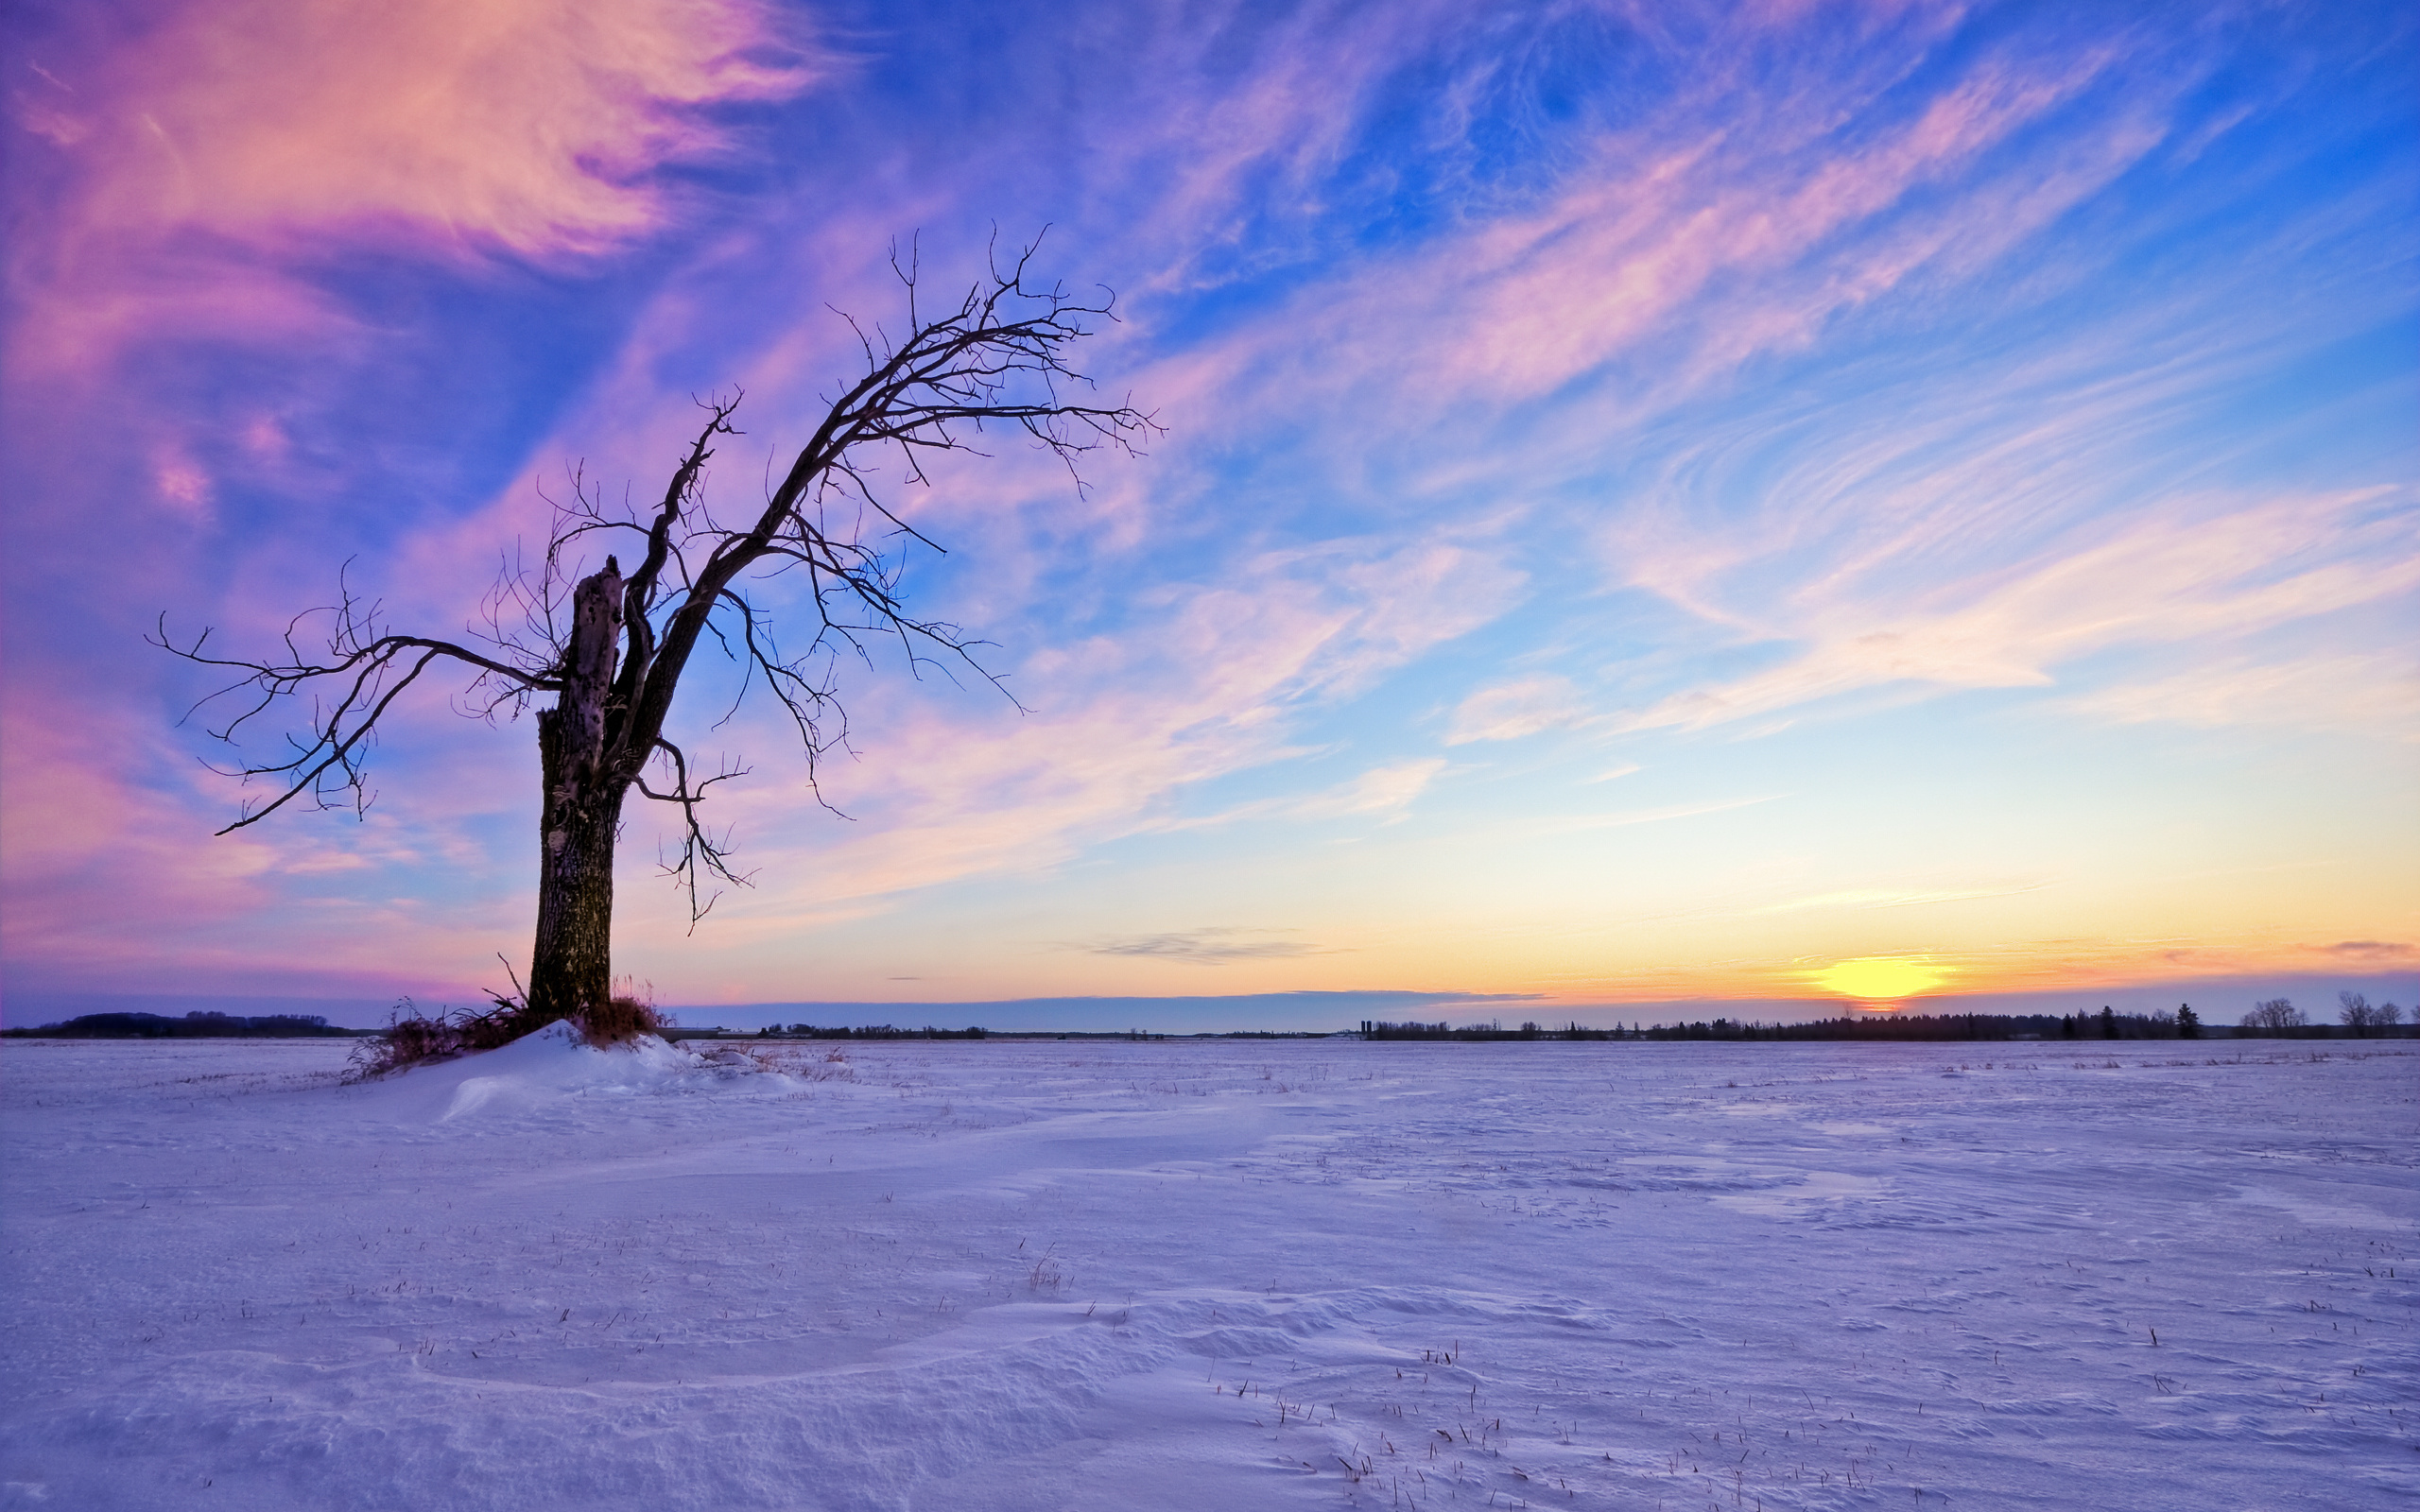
[162,234,1160,913]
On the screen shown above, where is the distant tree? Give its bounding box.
[2339,991,2376,1035]
[2175,1004,2200,1039]
[2098,1005,2118,1040]
[2240,998,2306,1032]
[2060,1013,2078,1039]
[161,243,1153,1039]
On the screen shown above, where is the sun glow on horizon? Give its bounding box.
[1815,956,1948,1005]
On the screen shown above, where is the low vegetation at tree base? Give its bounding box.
[1,1011,368,1040]
[347,993,669,1079]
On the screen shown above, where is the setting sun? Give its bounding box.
[1815,956,1947,1003]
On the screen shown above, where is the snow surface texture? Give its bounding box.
[2,1034,2411,1511]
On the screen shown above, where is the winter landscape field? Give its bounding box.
[2,1033,2411,1511]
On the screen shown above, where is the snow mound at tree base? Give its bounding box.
[358,1020,786,1121]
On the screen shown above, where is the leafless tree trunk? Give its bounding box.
[529,558,627,1019]
[160,240,1155,1034]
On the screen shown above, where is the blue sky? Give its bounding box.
[3,0,2412,1028]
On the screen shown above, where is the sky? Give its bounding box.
[2,0,2413,1031]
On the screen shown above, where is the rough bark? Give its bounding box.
[527,559,626,1021]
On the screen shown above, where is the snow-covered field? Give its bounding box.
[2,1030,2411,1511]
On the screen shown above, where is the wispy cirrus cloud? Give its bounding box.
[1083,928,1328,965]
[587,535,1521,949]
[1169,758,1454,833]
[2051,651,2420,737]
[1159,12,2176,452]
[1447,675,1586,744]
[1615,489,2418,735]
[8,0,818,373]
[43,0,813,253]
[0,676,519,997]
[290,0,2297,933]
[2316,940,2414,963]
[1418,58,2124,405]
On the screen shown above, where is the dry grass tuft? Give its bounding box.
[575,994,668,1046]
[348,990,667,1079]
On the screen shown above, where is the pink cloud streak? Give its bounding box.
[9,0,817,377]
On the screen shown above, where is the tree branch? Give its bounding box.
[634,737,754,925]
[166,235,1153,925]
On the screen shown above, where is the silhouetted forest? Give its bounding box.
[1357,1009,2405,1041]
[4,1011,368,1039]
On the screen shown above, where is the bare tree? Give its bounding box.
[2239,998,2306,1033]
[159,243,1155,1033]
[2338,991,2400,1035]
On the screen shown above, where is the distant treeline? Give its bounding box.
[1360,1009,2413,1042]
[739,1026,1331,1041]
[752,1024,991,1040]
[4,1011,369,1040]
